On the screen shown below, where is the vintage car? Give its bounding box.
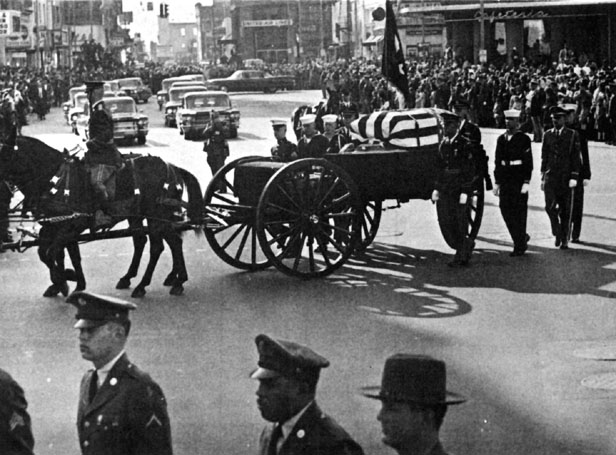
[205,70,295,93]
[76,96,149,145]
[62,85,86,123]
[68,93,89,131]
[164,85,208,127]
[176,91,240,140]
[113,77,152,103]
[156,74,205,110]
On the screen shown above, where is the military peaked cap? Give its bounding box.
[67,291,136,329]
[549,106,567,117]
[250,334,330,381]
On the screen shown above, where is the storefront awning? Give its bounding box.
[362,35,384,47]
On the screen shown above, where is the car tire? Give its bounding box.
[137,135,146,145]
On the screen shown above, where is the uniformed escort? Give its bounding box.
[203,111,230,192]
[361,354,466,455]
[251,334,364,455]
[432,112,480,267]
[0,368,35,455]
[561,103,591,243]
[67,291,173,455]
[297,114,330,159]
[540,106,582,249]
[493,109,533,256]
[270,119,298,162]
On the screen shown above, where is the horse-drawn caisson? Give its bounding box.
[202,107,487,278]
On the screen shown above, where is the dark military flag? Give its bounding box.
[381,0,411,107]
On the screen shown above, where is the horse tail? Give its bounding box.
[175,165,204,228]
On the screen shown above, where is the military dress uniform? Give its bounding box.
[68,292,173,455]
[0,369,35,455]
[203,120,229,191]
[271,138,298,163]
[76,354,172,455]
[435,126,480,266]
[494,125,533,255]
[297,134,330,159]
[541,117,581,247]
[570,121,591,242]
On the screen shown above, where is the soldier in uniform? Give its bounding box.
[67,291,173,455]
[432,112,480,267]
[493,109,533,256]
[251,334,364,455]
[203,111,230,192]
[328,103,362,154]
[270,119,297,162]
[83,93,124,229]
[322,114,339,151]
[561,103,591,243]
[0,180,12,250]
[0,368,35,454]
[541,106,582,249]
[297,114,330,159]
[361,354,466,455]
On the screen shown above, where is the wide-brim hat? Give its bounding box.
[361,354,466,405]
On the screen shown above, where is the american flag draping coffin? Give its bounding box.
[350,108,447,149]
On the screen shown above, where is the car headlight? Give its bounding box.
[157,95,164,100]
[166,107,177,114]
[137,119,147,127]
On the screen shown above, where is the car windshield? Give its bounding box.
[107,99,136,114]
[186,94,230,109]
[74,95,88,108]
[162,79,181,92]
[169,87,206,102]
[118,78,142,88]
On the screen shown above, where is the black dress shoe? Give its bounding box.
[510,250,525,257]
[560,242,569,250]
[571,238,581,243]
[555,237,561,247]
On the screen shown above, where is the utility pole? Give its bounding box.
[319,0,324,59]
[479,0,485,63]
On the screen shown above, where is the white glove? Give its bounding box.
[583,179,590,187]
[459,193,468,204]
[493,184,500,197]
[431,190,440,202]
[569,179,577,188]
[521,183,529,194]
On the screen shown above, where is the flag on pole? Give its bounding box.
[381,0,411,107]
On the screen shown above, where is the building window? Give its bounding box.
[193,27,197,36]
[147,2,153,11]
[181,28,186,36]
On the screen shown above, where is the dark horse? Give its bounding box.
[0,126,204,298]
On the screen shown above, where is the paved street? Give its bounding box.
[3,91,616,455]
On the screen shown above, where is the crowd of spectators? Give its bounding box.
[3,39,616,144]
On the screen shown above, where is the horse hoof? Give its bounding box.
[64,269,78,282]
[43,285,59,297]
[169,284,184,296]
[60,283,70,297]
[116,278,131,290]
[163,275,175,287]
[131,287,146,298]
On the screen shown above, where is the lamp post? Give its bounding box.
[479,0,485,63]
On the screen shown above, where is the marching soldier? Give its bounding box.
[541,106,582,249]
[250,334,364,455]
[0,368,35,454]
[432,112,480,267]
[203,111,230,192]
[493,109,533,256]
[270,119,297,162]
[562,103,591,243]
[67,291,173,455]
[297,114,330,159]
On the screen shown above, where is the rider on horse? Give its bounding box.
[83,82,123,227]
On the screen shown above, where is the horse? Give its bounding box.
[0,125,204,298]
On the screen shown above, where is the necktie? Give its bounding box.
[267,424,283,455]
[88,370,98,403]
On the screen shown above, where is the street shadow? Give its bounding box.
[485,200,616,223]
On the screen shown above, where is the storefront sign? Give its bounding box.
[0,11,20,35]
[243,19,293,28]
[474,9,548,23]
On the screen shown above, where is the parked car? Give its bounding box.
[113,77,152,103]
[156,74,205,110]
[205,70,295,93]
[62,85,85,123]
[177,91,240,140]
[164,85,208,127]
[68,93,89,132]
[76,96,149,145]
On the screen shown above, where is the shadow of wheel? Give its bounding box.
[436,185,484,249]
[354,200,382,253]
